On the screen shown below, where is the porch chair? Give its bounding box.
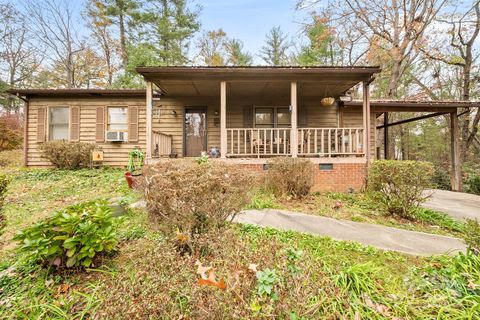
[252,130,270,156]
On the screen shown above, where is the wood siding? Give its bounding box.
[26,95,373,167]
[27,97,146,167]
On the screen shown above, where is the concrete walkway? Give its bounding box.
[234,209,466,256]
[423,189,480,221]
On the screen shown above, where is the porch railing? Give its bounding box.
[297,128,364,156]
[226,127,364,157]
[152,130,172,158]
[226,128,291,157]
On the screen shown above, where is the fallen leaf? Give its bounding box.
[195,260,212,280]
[57,283,71,295]
[45,279,54,288]
[248,264,258,273]
[198,269,226,290]
[467,280,478,289]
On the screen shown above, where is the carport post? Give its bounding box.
[450,111,462,191]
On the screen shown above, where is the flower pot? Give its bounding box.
[125,171,135,189]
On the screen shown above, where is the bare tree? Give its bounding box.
[421,1,480,158]
[0,2,40,112]
[345,0,447,98]
[24,0,85,88]
[85,0,120,86]
[196,29,228,66]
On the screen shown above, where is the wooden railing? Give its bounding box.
[226,128,291,157]
[152,130,172,157]
[297,128,364,156]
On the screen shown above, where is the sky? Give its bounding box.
[195,0,309,61]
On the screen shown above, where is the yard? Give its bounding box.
[0,151,479,319]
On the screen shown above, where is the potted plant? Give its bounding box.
[125,147,145,188]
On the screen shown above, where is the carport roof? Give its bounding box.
[344,100,480,112]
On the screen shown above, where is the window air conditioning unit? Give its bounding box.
[106,131,128,142]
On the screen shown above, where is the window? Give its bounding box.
[276,107,291,128]
[49,107,69,140]
[255,107,274,128]
[107,107,128,131]
[254,107,291,128]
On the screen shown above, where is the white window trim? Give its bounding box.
[47,106,70,141]
[253,106,291,128]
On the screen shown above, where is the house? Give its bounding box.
[8,66,479,192]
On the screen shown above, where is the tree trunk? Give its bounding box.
[119,12,128,69]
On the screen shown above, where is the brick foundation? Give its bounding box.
[233,162,367,193]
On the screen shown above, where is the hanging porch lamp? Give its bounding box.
[321,97,335,106]
[321,85,335,106]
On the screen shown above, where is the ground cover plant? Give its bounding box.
[0,150,478,319]
[14,200,121,268]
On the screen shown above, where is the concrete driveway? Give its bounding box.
[235,209,465,256]
[423,189,480,221]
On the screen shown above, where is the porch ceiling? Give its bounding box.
[151,80,360,98]
[137,66,380,98]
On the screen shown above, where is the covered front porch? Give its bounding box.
[137,66,379,161]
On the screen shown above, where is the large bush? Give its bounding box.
[0,113,22,151]
[14,200,120,268]
[367,160,434,219]
[0,173,9,235]
[462,219,480,254]
[141,160,255,242]
[265,157,314,199]
[39,141,97,169]
[466,175,480,195]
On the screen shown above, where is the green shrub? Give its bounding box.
[462,219,480,254]
[466,175,480,195]
[0,173,9,235]
[39,141,97,169]
[265,157,314,199]
[141,160,256,246]
[14,200,120,268]
[432,166,451,190]
[367,160,434,219]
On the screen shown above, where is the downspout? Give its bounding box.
[20,96,29,167]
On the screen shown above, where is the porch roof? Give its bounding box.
[136,66,381,98]
[7,88,146,99]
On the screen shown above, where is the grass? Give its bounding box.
[268,191,464,237]
[0,151,477,319]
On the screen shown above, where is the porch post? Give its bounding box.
[362,81,371,163]
[384,112,389,159]
[220,81,227,158]
[146,81,153,159]
[450,111,462,191]
[291,82,298,158]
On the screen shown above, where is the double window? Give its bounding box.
[254,107,291,128]
[49,107,69,140]
[107,107,128,131]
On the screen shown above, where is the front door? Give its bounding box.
[184,107,207,157]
